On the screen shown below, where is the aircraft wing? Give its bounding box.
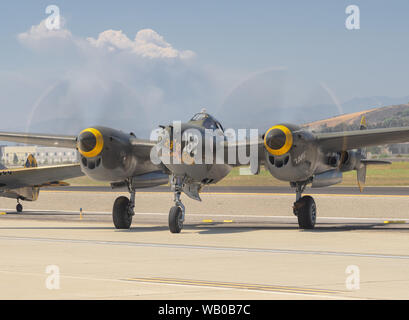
[0,132,77,148]
[222,126,409,166]
[0,132,157,153]
[222,138,265,168]
[315,126,409,152]
[129,137,158,160]
[0,164,83,190]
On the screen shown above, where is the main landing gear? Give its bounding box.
[168,177,185,233]
[112,179,135,229]
[16,199,23,213]
[291,181,316,229]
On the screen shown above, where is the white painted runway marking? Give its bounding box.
[0,235,408,260]
[1,208,408,223]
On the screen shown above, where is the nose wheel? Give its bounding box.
[169,191,185,233]
[292,181,316,229]
[169,177,185,233]
[169,205,184,233]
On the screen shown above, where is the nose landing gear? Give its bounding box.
[168,177,185,233]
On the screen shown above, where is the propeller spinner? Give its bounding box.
[77,128,104,158]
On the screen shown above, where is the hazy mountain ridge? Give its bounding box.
[305,104,409,133]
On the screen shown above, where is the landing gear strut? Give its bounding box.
[292,181,316,229]
[169,177,185,233]
[112,179,135,229]
[16,199,23,213]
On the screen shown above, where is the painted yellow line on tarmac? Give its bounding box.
[384,220,407,224]
[41,190,409,198]
[125,277,343,296]
[202,219,213,223]
[0,212,6,215]
[207,192,409,199]
[223,220,233,223]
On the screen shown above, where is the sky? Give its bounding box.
[0,0,408,135]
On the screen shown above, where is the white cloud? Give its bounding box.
[17,18,73,50]
[87,29,195,59]
[18,18,194,60]
[12,19,223,136]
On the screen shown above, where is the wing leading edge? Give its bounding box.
[315,126,409,152]
[0,132,77,148]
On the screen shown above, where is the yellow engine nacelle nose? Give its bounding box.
[264,125,293,156]
[77,128,104,158]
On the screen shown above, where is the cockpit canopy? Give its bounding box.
[189,112,224,131]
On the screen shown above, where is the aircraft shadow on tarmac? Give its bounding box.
[0,226,113,230]
[298,224,409,233]
[115,223,409,234]
[197,224,409,234]
[1,221,408,233]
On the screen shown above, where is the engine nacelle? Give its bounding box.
[263,124,319,182]
[77,126,137,181]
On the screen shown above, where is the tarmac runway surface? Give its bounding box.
[46,185,409,195]
[1,186,409,299]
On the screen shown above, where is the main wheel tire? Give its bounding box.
[169,206,183,233]
[112,196,132,229]
[16,203,23,213]
[296,195,316,229]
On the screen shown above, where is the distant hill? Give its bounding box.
[217,83,409,131]
[341,96,409,114]
[304,104,409,133]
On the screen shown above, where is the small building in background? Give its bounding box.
[0,145,37,166]
[34,147,78,165]
[0,145,79,167]
[388,142,409,155]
